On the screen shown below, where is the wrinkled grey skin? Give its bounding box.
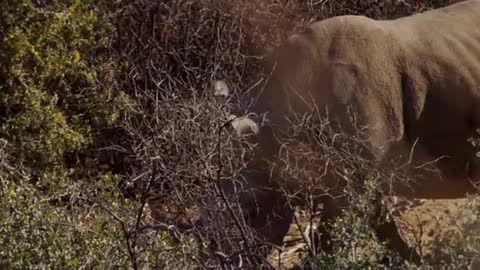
[227,0,480,262]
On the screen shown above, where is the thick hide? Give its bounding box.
[229,0,480,262]
[243,0,480,199]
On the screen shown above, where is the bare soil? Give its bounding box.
[268,197,480,269]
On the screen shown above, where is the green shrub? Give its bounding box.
[0,176,127,269]
[0,0,124,188]
[0,1,134,268]
[309,177,408,269]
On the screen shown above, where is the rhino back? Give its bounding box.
[386,0,480,177]
[250,1,480,175]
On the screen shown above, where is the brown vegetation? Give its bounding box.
[3,0,478,269]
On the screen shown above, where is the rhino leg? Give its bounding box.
[245,188,293,247]
[375,217,421,263]
[317,196,343,253]
[369,190,422,263]
[318,195,422,263]
[371,196,422,263]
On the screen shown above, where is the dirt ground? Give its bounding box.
[268,198,480,269]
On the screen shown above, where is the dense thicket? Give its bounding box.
[1,1,474,269]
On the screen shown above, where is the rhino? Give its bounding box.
[224,0,480,262]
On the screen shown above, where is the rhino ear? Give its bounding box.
[229,114,259,137]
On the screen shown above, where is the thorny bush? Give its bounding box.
[1,0,475,269]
